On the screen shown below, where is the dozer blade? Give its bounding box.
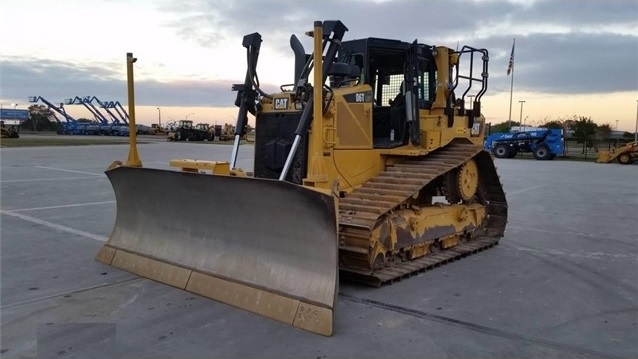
[96,166,338,336]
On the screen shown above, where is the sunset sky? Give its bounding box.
[1,0,637,131]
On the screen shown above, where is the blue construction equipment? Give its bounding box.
[91,98,130,135]
[93,99,128,124]
[64,96,113,135]
[28,96,82,135]
[484,128,564,160]
[102,101,129,124]
[59,97,127,135]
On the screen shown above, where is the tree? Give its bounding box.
[540,120,564,129]
[562,116,577,131]
[595,123,612,140]
[22,104,58,131]
[572,116,597,153]
[488,121,519,134]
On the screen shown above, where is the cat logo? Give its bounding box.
[274,98,289,110]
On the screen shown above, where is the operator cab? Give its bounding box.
[178,120,193,129]
[337,38,437,149]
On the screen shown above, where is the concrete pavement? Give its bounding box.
[1,142,636,358]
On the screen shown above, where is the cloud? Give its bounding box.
[471,32,638,94]
[2,0,636,108]
[520,0,637,28]
[504,32,638,94]
[0,58,251,107]
[156,0,637,95]
[160,0,637,44]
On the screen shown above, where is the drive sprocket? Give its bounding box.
[457,159,478,202]
[443,158,479,203]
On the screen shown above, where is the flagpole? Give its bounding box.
[508,38,515,130]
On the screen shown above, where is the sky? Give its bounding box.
[1,0,637,131]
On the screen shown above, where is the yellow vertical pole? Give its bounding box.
[304,21,329,187]
[312,22,323,138]
[125,52,142,167]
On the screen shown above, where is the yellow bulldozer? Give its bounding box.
[596,141,638,164]
[96,21,507,336]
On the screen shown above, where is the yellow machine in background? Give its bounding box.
[149,123,166,136]
[214,123,237,141]
[96,21,507,336]
[1,121,20,139]
[596,141,638,164]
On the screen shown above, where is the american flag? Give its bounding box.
[507,39,515,75]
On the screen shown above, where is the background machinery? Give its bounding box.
[101,100,130,125]
[484,128,564,160]
[100,100,131,136]
[214,123,236,141]
[64,96,111,135]
[167,120,213,141]
[150,123,167,136]
[97,21,507,336]
[195,123,215,140]
[1,121,20,138]
[596,141,638,164]
[28,96,81,135]
[0,109,28,138]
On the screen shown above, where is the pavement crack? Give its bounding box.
[339,293,621,359]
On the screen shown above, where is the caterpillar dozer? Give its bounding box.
[96,20,507,336]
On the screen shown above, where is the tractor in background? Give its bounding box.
[167,120,213,141]
[596,141,638,164]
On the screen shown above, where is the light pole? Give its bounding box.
[518,100,525,130]
[186,112,194,121]
[12,103,18,109]
[157,107,161,127]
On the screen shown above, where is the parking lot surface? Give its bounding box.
[1,141,637,358]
